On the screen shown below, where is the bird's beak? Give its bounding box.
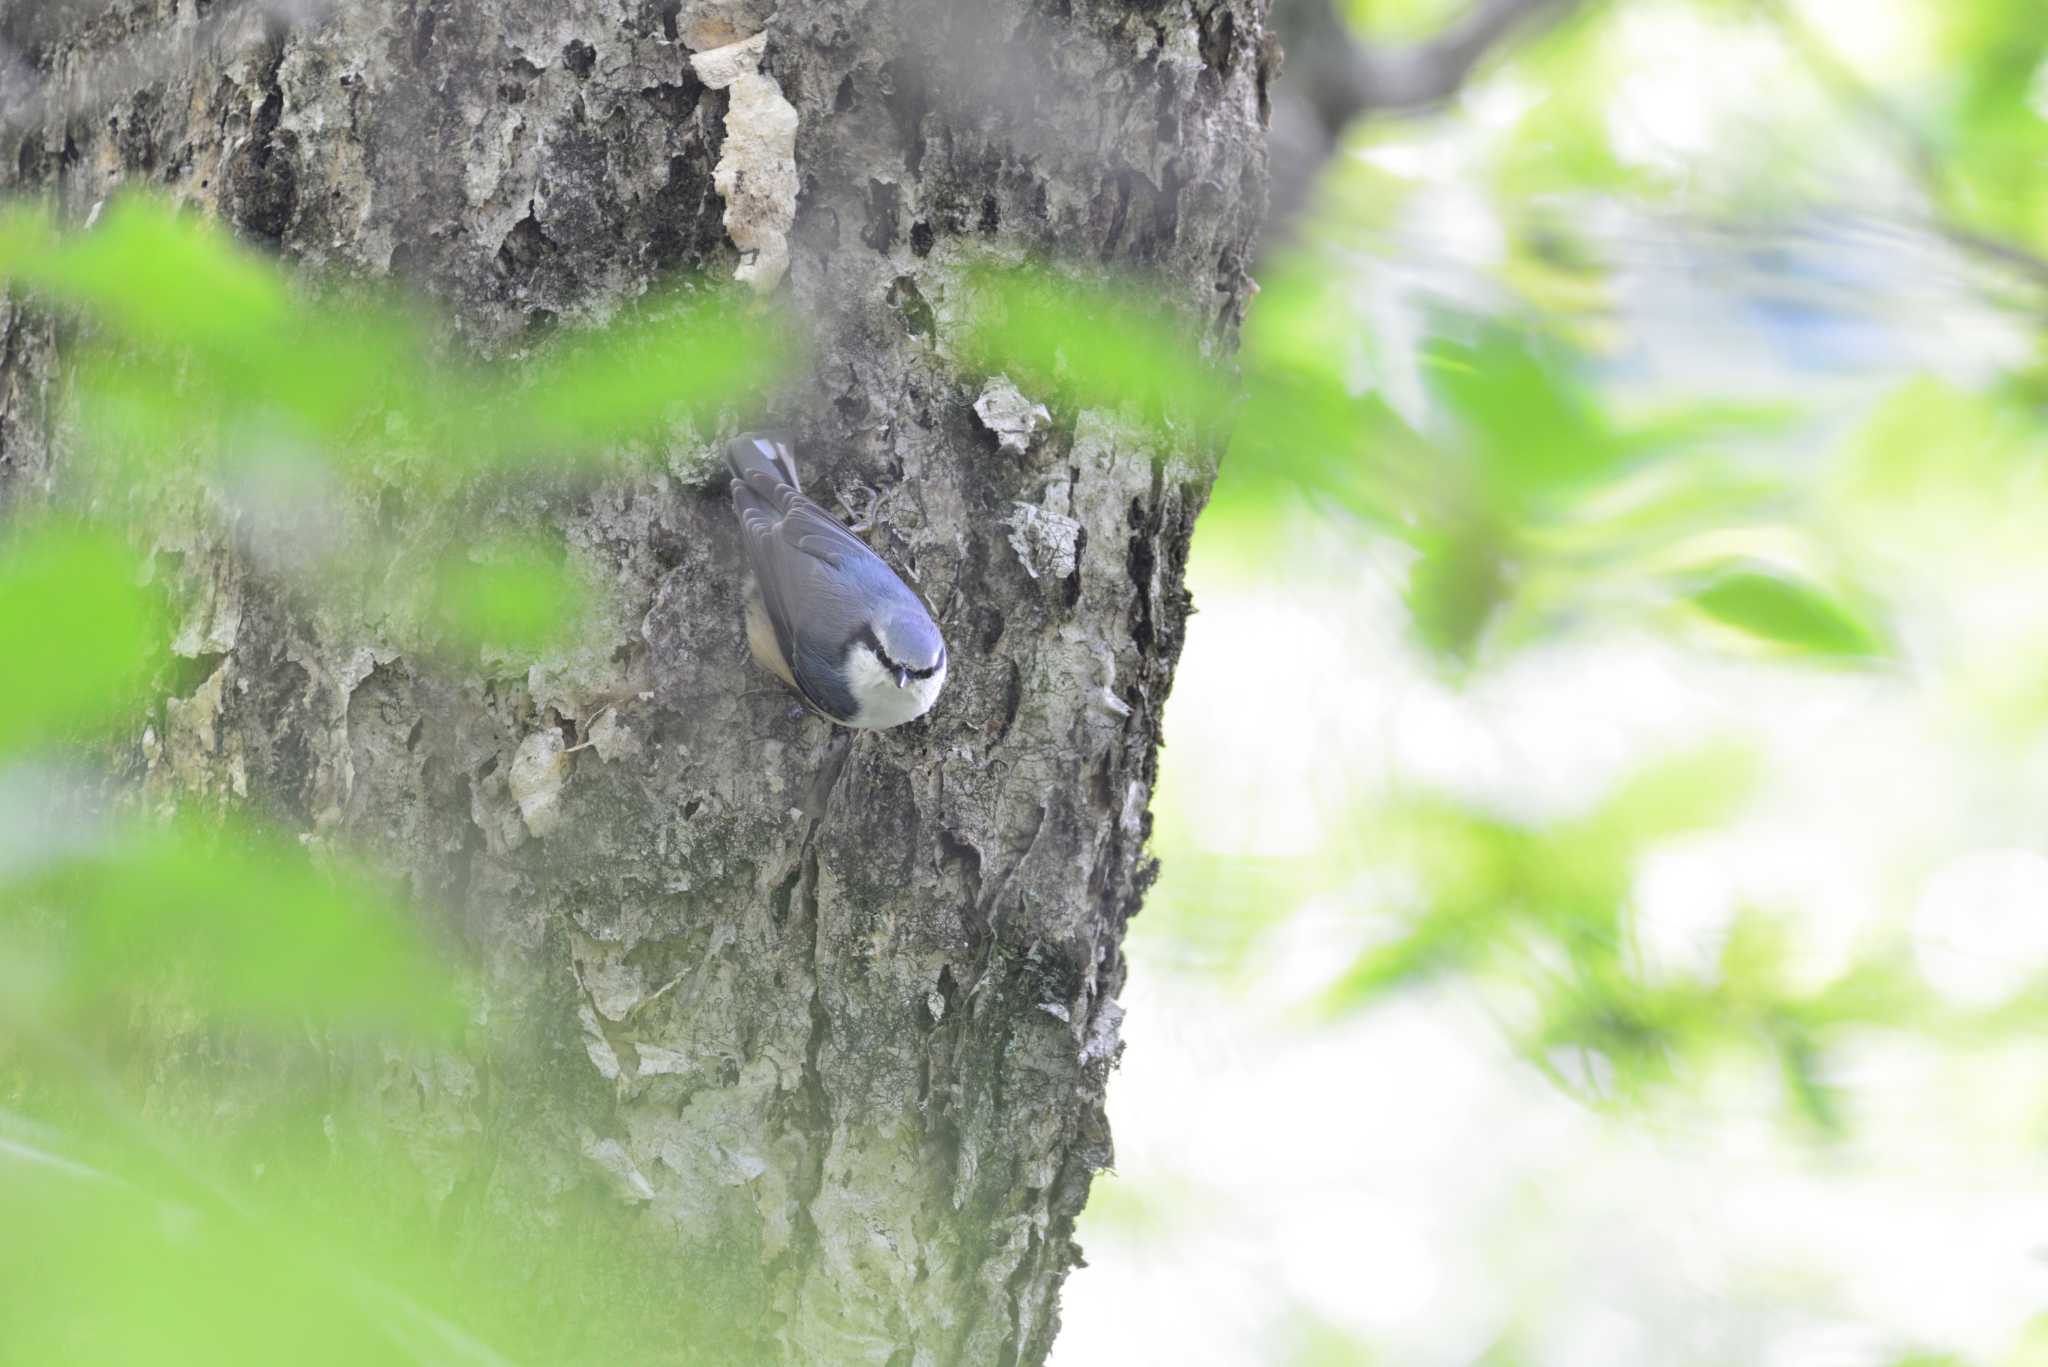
[894,667,910,689]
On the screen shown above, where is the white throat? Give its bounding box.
[843,645,947,729]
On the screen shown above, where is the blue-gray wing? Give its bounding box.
[729,459,883,720]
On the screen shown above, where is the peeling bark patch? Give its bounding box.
[692,32,798,293]
[508,729,570,837]
[973,377,1050,455]
[1006,501,1080,582]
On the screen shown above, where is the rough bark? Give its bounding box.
[0,1,1270,1361]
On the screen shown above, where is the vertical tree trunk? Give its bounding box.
[1,1,1270,1361]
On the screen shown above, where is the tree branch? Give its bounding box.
[1277,0,1580,134]
[1264,0,1585,243]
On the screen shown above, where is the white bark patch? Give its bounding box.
[583,706,642,762]
[1120,778,1148,834]
[168,563,241,658]
[677,0,778,50]
[692,33,798,294]
[578,1128,656,1202]
[1080,997,1124,1067]
[972,375,1051,455]
[570,930,648,1021]
[507,729,570,837]
[1006,500,1082,581]
[633,1044,691,1076]
[578,1003,624,1081]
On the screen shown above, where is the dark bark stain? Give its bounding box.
[887,274,935,338]
[1126,496,1157,655]
[494,209,556,281]
[938,829,984,908]
[226,52,298,244]
[881,57,929,176]
[861,177,901,252]
[638,74,701,123]
[1197,4,1236,79]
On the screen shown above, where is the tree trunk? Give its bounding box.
[0,1,1270,1361]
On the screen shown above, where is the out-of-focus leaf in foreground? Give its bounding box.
[1,815,461,1035]
[431,536,591,657]
[0,523,165,755]
[958,263,1232,435]
[0,194,787,480]
[0,1130,510,1367]
[1329,747,1760,1004]
[1680,561,1886,659]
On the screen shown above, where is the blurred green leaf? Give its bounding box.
[3,194,785,484]
[960,263,1231,434]
[1424,328,1629,503]
[0,1143,508,1367]
[1327,749,1760,1075]
[0,523,165,756]
[3,817,462,1034]
[0,196,291,351]
[432,537,589,655]
[479,288,788,465]
[1682,562,1886,658]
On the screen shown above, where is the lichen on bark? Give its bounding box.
[0,0,1272,1360]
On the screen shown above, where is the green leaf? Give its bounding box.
[432,537,589,655]
[4,817,462,1034]
[480,288,790,465]
[0,524,165,756]
[959,264,1231,434]
[1683,563,1886,658]
[0,196,290,352]
[1424,326,1629,505]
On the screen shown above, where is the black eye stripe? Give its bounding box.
[852,627,944,680]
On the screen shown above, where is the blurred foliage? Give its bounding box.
[1088,0,2048,1361]
[0,522,168,753]
[0,196,786,481]
[0,194,793,1363]
[5,0,2048,1359]
[958,262,1234,435]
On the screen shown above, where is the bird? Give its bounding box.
[723,431,948,729]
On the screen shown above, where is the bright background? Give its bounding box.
[1063,1,2048,1362]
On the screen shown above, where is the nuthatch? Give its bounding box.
[725,432,948,729]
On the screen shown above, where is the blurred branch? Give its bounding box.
[1266,0,1584,244]
[1271,0,1580,143]
[1752,0,2048,297]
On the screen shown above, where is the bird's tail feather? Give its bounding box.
[724,431,800,492]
